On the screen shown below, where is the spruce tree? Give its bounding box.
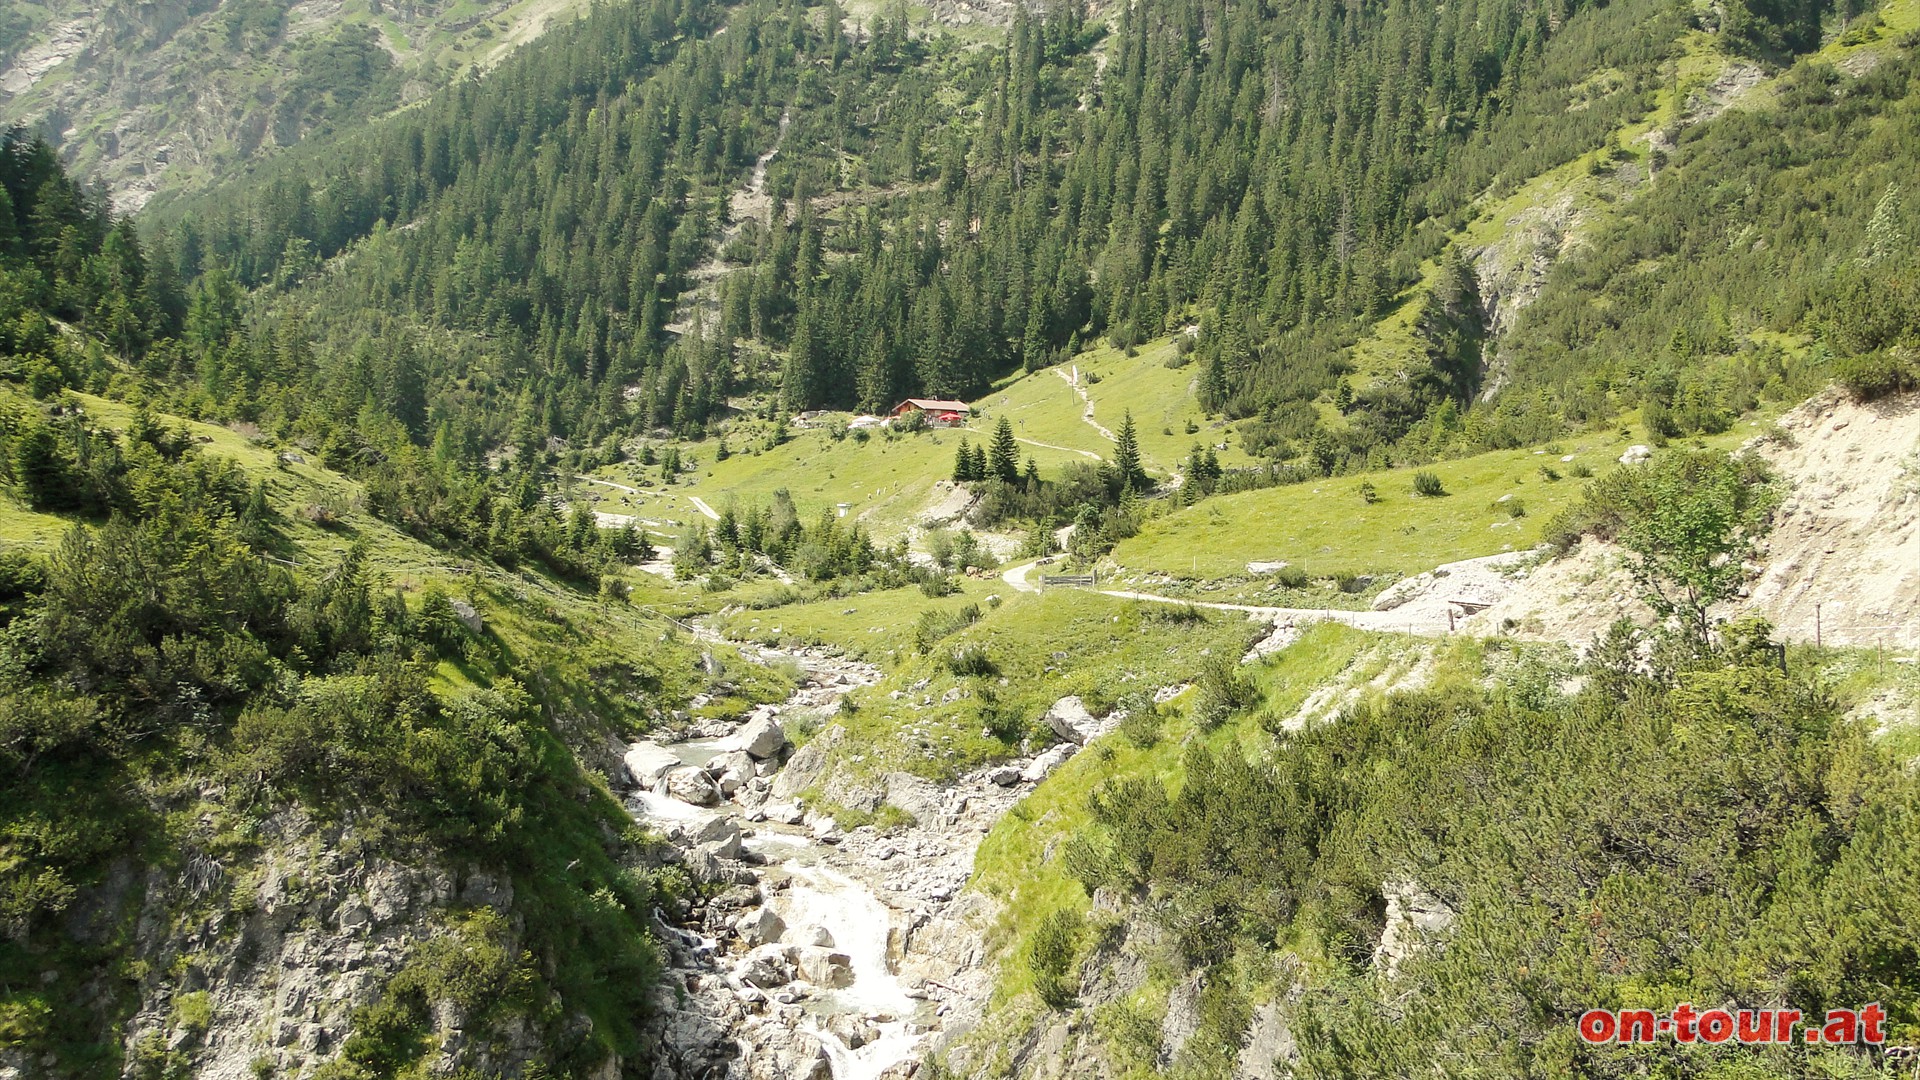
[0,185,17,257]
[1114,410,1147,492]
[11,422,74,512]
[989,417,1020,483]
[954,439,975,482]
[1021,305,1049,372]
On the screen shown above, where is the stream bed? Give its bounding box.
[624,632,964,1079]
[626,628,1123,1078]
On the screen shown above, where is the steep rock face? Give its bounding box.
[0,0,593,209]
[97,809,602,1080]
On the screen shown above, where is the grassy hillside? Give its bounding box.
[1107,416,1772,583]
[581,340,1244,544]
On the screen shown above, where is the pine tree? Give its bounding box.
[989,417,1020,483]
[1861,183,1905,267]
[954,438,976,482]
[238,479,276,549]
[0,185,18,257]
[1021,304,1049,373]
[1113,410,1147,492]
[11,422,75,511]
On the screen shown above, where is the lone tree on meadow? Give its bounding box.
[1113,411,1148,493]
[989,417,1021,484]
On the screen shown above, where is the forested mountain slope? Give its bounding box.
[150,0,1750,452]
[0,139,799,1076]
[6,0,1920,1072]
[0,0,603,210]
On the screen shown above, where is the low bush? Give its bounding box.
[1835,349,1919,401]
[947,645,997,677]
[1190,656,1259,730]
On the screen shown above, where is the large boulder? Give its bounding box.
[705,749,756,797]
[662,766,722,807]
[761,801,805,825]
[1042,696,1099,744]
[734,906,787,947]
[731,712,789,760]
[687,814,741,848]
[448,599,485,634]
[771,727,839,799]
[790,946,855,988]
[624,742,683,787]
[987,765,1021,787]
[737,944,794,988]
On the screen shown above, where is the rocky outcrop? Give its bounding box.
[0,0,599,209]
[109,810,580,1080]
[625,741,683,786]
[1373,878,1456,977]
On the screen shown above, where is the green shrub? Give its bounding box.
[1117,704,1162,749]
[1142,602,1208,624]
[913,603,982,652]
[1273,565,1310,589]
[1835,350,1919,401]
[171,991,213,1036]
[1190,656,1259,730]
[1412,471,1445,497]
[947,644,997,677]
[1026,909,1084,1009]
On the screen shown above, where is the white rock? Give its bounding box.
[791,946,855,988]
[987,765,1021,787]
[624,742,683,787]
[731,711,789,759]
[662,766,722,806]
[1619,444,1652,465]
[1041,696,1099,744]
[688,815,740,847]
[735,906,787,946]
[448,599,483,634]
[738,944,794,988]
[764,802,805,825]
[1022,744,1075,783]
